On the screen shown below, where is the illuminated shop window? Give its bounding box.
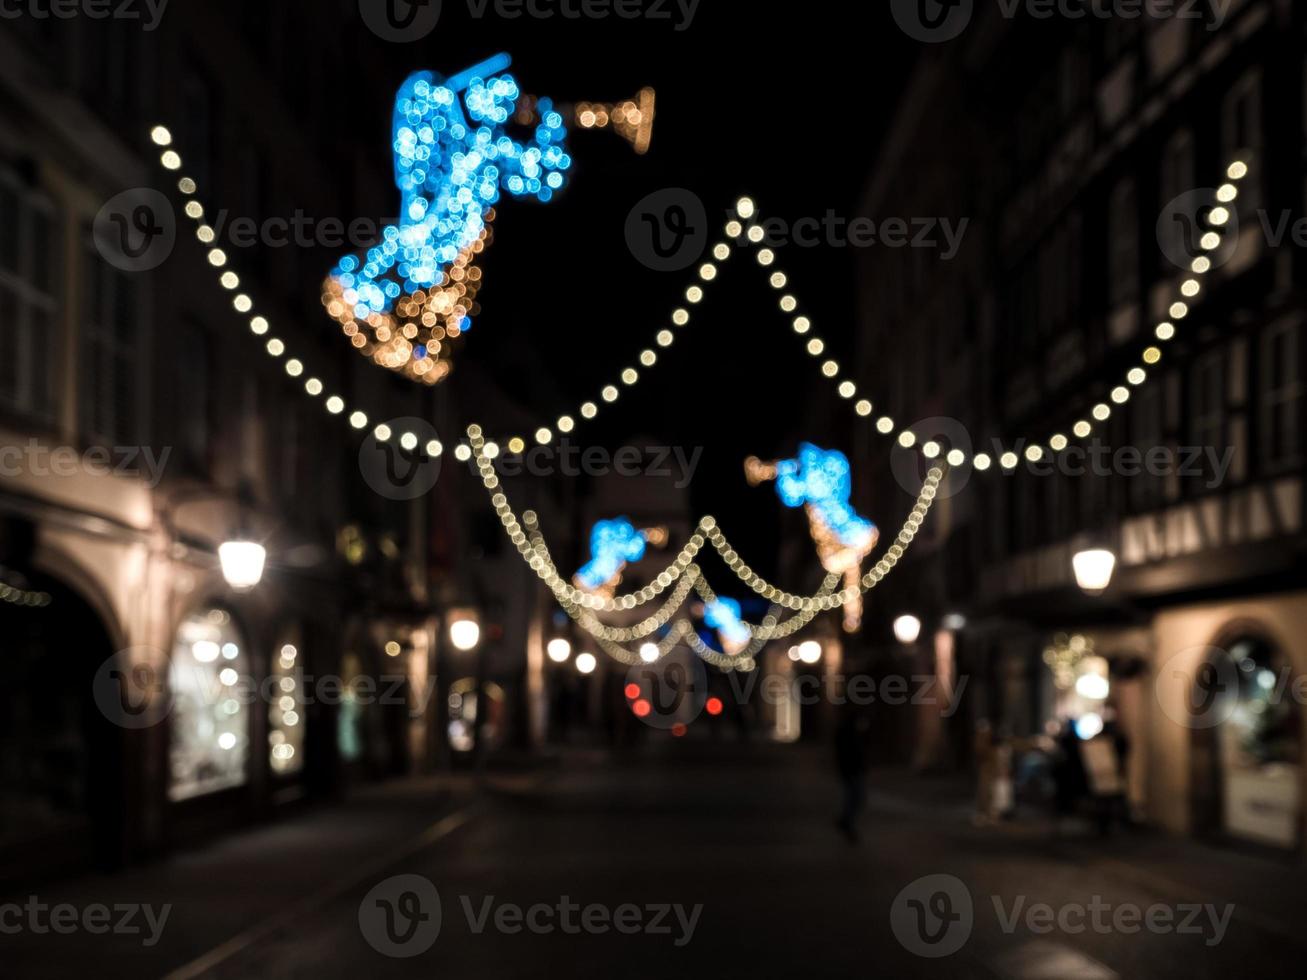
[169,608,249,801]
[269,636,305,777]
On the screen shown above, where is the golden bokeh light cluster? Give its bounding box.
[321,211,495,386]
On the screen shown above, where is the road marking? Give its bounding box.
[162,805,478,980]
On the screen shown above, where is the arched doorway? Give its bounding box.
[1191,629,1301,850]
[0,569,122,877]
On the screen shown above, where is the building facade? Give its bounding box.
[856,0,1307,854]
[0,2,564,881]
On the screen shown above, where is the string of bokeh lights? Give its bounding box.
[147,125,1251,482]
[477,428,944,669]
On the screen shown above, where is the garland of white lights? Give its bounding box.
[487,425,944,664]
[146,123,1250,481]
[526,513,825,670]
[0,578,52,608]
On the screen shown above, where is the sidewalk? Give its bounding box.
[868,765,1307,951]
[0,771,543,980]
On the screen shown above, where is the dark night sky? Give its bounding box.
[316,3,915,570]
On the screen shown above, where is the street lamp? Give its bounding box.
[547,638,572,663]
[893,614,922,645]
[1072,548,1117,595]
[218,540,267,591]
[449,617,481,652]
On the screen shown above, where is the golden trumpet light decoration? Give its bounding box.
[321,213,492,386]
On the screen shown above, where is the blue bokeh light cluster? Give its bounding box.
[330,55,572,331]
[704,598,750,648]
[773,443,878,550]
[576,518,647,592]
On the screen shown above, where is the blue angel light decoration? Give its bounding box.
[322,53,655,385]
[574,518,666,595]
[746,443,880,632]
[704,598,751,656]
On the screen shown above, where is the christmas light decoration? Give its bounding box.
[574,518,663,594]
[746,444,879,632]
[145,121,1251,666]
[0,569,52,608]
[150,118,1249,475]
[321,53,655,385]
[703,597,751,655]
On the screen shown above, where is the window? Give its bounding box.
[1260,321,1303,469]
[1223,70,1263,211]
[177,321,213,473]
[79,17,138,125]
[1130,384,1164,510]
[81,243,142,446]
[1158,130,1195,269]
[0,169,59,422]
[169,608,250,802]
[182,67,217,193]
[1190,351,1226,489]
[1107,178,1139,310]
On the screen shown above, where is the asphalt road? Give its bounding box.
[136,742,1300,980]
